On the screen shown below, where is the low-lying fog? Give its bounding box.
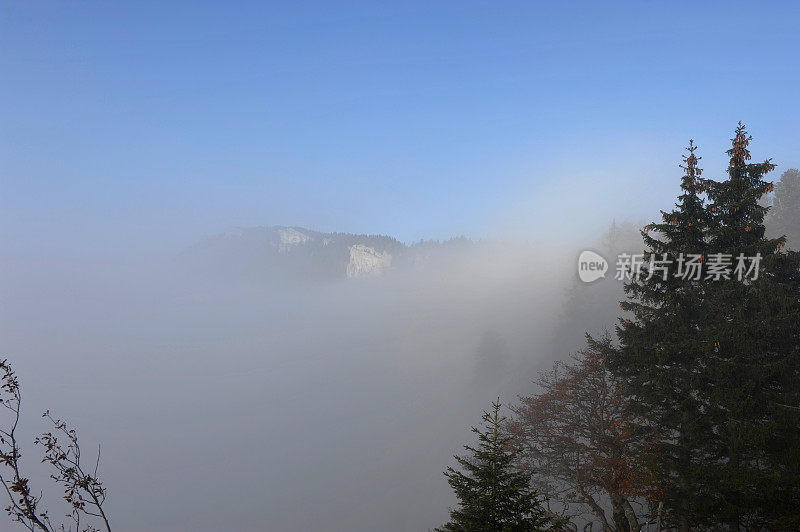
[0,230,629,531]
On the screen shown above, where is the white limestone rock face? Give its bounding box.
[346,244,391,278]
[279,228,310,251]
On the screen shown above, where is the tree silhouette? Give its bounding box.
[436,400,555,532]
[0,360,111,532]
[510,339,659,532]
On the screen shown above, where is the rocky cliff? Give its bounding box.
[346,244,392,278]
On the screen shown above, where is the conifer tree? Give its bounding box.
[592,141,713,530]
[436,400,554,532]
[697,124,800,529]
[598,128,800,528]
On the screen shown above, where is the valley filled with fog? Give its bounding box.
[3,2,799,530]
[1,227,626,531]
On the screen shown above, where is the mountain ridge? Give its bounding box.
[185,225,474,282]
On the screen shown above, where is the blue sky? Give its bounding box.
[2,1,799,251]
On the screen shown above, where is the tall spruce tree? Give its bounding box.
[598,128,800,528]
[436,400,554,532]
[698,123,800,529]
[592,141,713,530]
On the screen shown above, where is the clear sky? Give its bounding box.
[2,1,799,251]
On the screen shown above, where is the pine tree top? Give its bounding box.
[708,122,784,255]
[437,400,556,532]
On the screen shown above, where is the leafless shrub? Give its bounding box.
[0,360,111,532]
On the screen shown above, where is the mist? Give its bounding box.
[0,228,611,531]
[3,2,797,529]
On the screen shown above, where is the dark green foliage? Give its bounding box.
[698,124,800,528]
[436,400,554,532]
[594,140,714,528]
[597,125,800,529]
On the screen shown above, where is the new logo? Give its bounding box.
[578,250,608,283]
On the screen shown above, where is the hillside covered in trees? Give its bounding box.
[436,126,800,531]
